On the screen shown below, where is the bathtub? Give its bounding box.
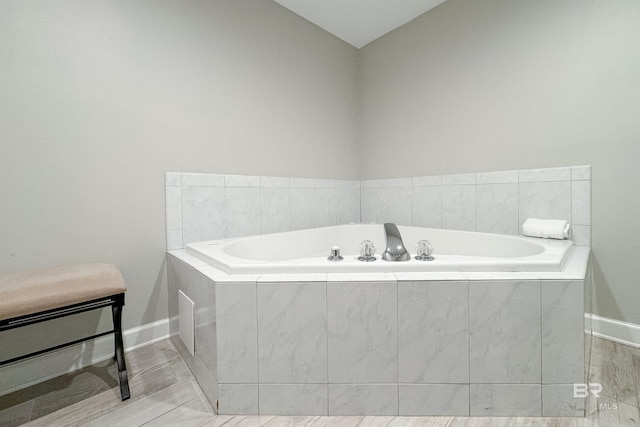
[170,223,588,417]
[185,223,573,274]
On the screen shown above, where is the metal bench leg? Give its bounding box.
[112,296,130,401]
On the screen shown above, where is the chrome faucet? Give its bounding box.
[382,223,411,261]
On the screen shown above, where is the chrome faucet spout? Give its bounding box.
[382,223,411,262]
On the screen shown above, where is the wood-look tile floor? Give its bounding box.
[1,336,638,426]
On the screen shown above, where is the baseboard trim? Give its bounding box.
[0,318,170,396]
[585,313,640,349]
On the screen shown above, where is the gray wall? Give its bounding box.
[0,0,359,344]
[359,0,640,324]
[1,0,638,360]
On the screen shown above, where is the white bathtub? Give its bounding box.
[185,224,573,274]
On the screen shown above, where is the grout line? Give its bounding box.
[467,279,471,416]
[396,279,399,415]
[312,186,317,228]
[180,184,185,249]
[474,182,478,232]
[326,280,329,416]
[570,178,573,240]
[439,182,443,229]
[409,186,413,226]
[258,185,263,235]
[358,184,362,223]
[384,186,389,224]
[516,181,520,236]
[288,186,293,231]
[255,281,260,414]
[540,280,543,415]
[222,179,228,239]
[517,174,521,235]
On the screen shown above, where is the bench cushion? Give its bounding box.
[0,263,126,321]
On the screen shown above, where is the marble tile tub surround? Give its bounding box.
[167,251,589,417]
[166,173,361,250]
[166,165,590,250]
[361,165,591,246]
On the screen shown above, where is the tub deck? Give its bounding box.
[185,224,574,274]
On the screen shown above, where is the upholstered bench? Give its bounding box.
[0,263,130,400]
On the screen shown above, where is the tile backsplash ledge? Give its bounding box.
[166,166,591,250]
[166,174,361,250]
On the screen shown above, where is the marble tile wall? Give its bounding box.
[361,165,591,246]
[541,280,585,384]
[166,165,590,250]
[327,281,398,384]
[201,273,584,416]
[399,384,469,416]
[398,281,469,383]
[257,281,327,384]
[470,384,542,416]
[166,173,361,250]
[216,281,258,384]
[166,256,219,407]
[165,166,590,416]
[469,281,542,384]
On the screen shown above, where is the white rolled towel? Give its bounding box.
[522,218,570,240]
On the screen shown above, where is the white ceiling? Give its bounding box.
[273,0,448,48]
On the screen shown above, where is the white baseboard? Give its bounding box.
[0,318,170,396]
[585,313,640,349]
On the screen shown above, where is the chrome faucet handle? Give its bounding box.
[357,240,376,262]
[415,240,435,261]
[327,246,344,261]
